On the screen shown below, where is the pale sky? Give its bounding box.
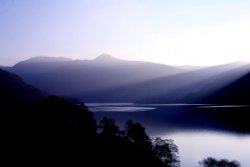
[1,0,250,66]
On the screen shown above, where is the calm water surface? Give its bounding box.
[86,103,250,167]
[163,131,250,167]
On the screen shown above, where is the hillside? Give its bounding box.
[6,55,184,97]
[0,68,48,104]
[204,72,250,104]
[0,69,170,167]
[4,55,250,103]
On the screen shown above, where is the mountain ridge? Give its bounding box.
[17,56,72,64]
[203,72,250,104]
[5,55,184,98]
[4,55,250,103]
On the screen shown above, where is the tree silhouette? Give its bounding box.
[152,137,180,167]
[98,117,120,138]
[124,120,152,150]
[199,157,241,167]
[0,68,176,167]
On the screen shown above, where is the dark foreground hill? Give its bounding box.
[0,69,170,167]
[0,68,48,104]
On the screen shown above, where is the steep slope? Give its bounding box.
[190,61,249,77]
[204,72,250,104]
[0,68,48,104]
[149,63,250,103]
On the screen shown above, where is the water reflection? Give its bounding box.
[162,131,250,167]
[88,103,250,167]
[196,105,250,108]
[86,103,155,112]
[85,103,134,107]
[87,103,250,134]
[89,106,155,112]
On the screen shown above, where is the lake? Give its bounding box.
[86,103,250,167]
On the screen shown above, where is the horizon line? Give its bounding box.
[1,54,249,67]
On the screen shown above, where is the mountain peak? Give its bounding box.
[93,54,121,62]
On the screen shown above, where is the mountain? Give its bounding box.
[0,67,169,167]
[152,63,250,103]
[18,56,72,64]
[177,65,204,71]
[4,55,250,103]
[92,53,122,63]
[74,61,250,103]
[204,72,250,104]
[190,61,249,78]
[5,55,184,98]
[0,68,48,105]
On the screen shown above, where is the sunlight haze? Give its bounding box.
[1,0,250,66]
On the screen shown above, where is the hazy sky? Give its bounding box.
[1,0,250,66]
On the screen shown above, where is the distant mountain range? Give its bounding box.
[1,60,250,134]
[2,57,250,166]
[3,55,250,104]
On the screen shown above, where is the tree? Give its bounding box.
[199,157,241,167]
[124,120,152,150]
[152,137,180,167]
[199,157,219,167]
[98,117,120,138]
